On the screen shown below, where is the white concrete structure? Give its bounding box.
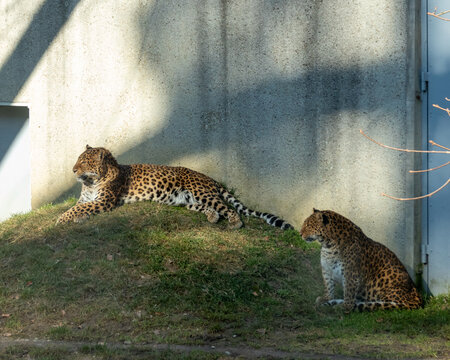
[0,1,425,281]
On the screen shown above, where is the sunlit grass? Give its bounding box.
[0,200,448,359]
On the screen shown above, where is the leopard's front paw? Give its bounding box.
[56,211,88,225]
[342,301,355,313]
[56,214,70,225]
[315,296,330,306]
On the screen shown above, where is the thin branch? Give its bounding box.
[429,140,450,151]
[360,129,450,154]
[432,103,450,117]
[427,8,450,21]
[409,161,450,173]
[427,13,450,21]
[381,179,450,201]
[446,97,450,102]
[432,8,450,16]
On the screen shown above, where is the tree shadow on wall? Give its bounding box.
[59,0,412,226]
[0,0,81,101]
[117,1,408,209]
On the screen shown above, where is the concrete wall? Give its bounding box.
[0,1,421,274]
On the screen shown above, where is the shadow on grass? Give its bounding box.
[0,201,448,358]
[0,201,320,338]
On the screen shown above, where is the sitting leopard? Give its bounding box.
[300,209,423,311]
[57,145,292,230]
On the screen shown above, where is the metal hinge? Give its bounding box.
[421,71,429,93]
[421,243,431,264]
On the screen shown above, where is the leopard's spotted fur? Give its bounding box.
[57,145,292,230]
[300,209,423,311]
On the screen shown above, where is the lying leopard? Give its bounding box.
[57,145,292,230]
[300,209,423,311]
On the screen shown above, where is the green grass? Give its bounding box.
[0,345,221,360]
[0,199,448,359]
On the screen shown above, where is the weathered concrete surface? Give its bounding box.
[0,1,421,274]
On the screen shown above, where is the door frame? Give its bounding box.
[420,0,450,295]
[420,0,430,293]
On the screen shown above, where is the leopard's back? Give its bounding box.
[119,164,220,206]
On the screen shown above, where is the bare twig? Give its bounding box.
[429,140,450,151]
[427,7,450,21]
[409,161,450,173]
[446,97,450,101]
[360,130,450,154]
[361,130,450,200]
[433,8,450,16]
[381,179,450,201]
[432,103,450,117]
[427,13,450,21]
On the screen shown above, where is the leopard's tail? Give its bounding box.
[219,188,293,230]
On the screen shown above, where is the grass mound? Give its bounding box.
[0,200,448,359]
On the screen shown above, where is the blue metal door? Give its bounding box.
[423,0,450,295]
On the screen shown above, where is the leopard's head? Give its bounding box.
[72,145,118,185]
[300,209,360,247]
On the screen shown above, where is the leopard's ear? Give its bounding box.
[313,208,328,224]
[98,149,105,161]
[86,145,92,150]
